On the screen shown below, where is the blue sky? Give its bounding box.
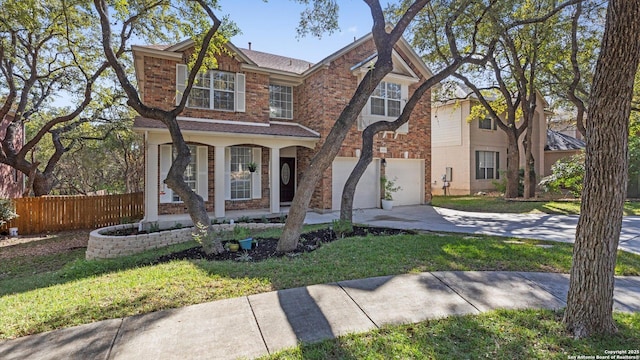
[216,0,379,63]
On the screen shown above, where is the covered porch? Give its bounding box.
[134,117,319,224]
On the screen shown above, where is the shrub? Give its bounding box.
[380,176,402,200]
[492,169,525,196]
[539,153,585,197]
[0,198,18,226]
[331,219,353,238]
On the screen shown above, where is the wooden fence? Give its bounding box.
[1,192,144,235]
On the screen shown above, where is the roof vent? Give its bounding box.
[248,42,252,50]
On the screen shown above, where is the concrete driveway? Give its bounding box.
[305,205,640,255]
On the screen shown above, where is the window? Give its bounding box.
[176,64,244,112]
[189,72,211,108]
[476,151,500,180]
[212,72,235,111]
[159,145,208,204]
[479,117,492,130]
[371,81,402,117]
[172,145,198,202]
[269,84,293,119]
[230,147,252,200]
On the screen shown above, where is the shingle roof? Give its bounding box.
[238,48,314,74]
[545,129,585,151]
[133,117,320,139]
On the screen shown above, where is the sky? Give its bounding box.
[216,0,380,63]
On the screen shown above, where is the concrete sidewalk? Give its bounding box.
[2,271,639,360]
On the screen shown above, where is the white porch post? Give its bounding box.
[270,147,280,213]
[214,145,226,218]
[145,143,159,222]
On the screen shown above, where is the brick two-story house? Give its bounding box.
[133,32,432,222]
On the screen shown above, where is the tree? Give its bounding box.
[543,1,605,139]
[0,0,123,196]
[340,0,497,222]
[276,0,431,252]
[450,0,577,199]
[93,0,235,254]
[563,0,640,338]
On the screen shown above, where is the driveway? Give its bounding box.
[304,205,640,255]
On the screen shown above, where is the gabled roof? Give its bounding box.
[545,129,585,151]
[132,30,432,81]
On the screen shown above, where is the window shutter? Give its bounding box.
[159,145,173,203]
[235,73,245,112]
[251,147,262,199]
[225,147,231,200]
[495,152,500,179]
[176,64,187,106]
[197,146,208,201]
[475,151,481,180]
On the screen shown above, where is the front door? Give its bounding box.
[280,157,295,203]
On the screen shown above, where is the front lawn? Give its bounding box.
[263,309,640,359]
[431,195,640,215]
[1,227,640,340]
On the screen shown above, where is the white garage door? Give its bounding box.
[385,159,424,206]
[332,157,380,210]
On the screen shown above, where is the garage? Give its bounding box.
[332,157,380,210]
[384,159,425,206]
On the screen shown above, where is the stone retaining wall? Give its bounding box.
[86,223,284,260]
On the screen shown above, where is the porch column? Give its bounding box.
[270,147,280,213]
[214,145,226,218]
[145,143,159,222]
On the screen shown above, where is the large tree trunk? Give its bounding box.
[563,0,640,339]
[276,62,391,252]
[523,127,536,199]
[505,132,520,198]
[32,173,55,197]
[276,0,425,252]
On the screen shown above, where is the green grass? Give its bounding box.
[431,195,640,215]
[1,228,640,340]
[263,309,640,359]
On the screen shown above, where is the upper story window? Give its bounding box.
[479,117,497,130]
[371,81,402,117]
[175,64,245,112]
[359,78,410,133]
[269,84,293,119]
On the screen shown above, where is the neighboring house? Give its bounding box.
[0,112,24,199]
[431,84,548,195]
[543,129,585,176]
[132,32,432,222]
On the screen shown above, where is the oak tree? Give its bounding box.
[563,0,640,339]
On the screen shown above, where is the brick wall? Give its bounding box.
[295,39,432,209]
[142,53,270,124]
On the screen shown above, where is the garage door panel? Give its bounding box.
[332,158,380,210]
[385,159,424,206]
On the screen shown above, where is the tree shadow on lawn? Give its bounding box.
[284,309,639,359]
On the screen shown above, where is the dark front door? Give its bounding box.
[280,157,295,203]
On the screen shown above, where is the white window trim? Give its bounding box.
[226,146,262,201]
[159,144,208,204]
[269,83,294,119]
[359,77,412,134]
[175,64,245,113]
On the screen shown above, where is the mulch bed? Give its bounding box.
[152,226,412,263]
